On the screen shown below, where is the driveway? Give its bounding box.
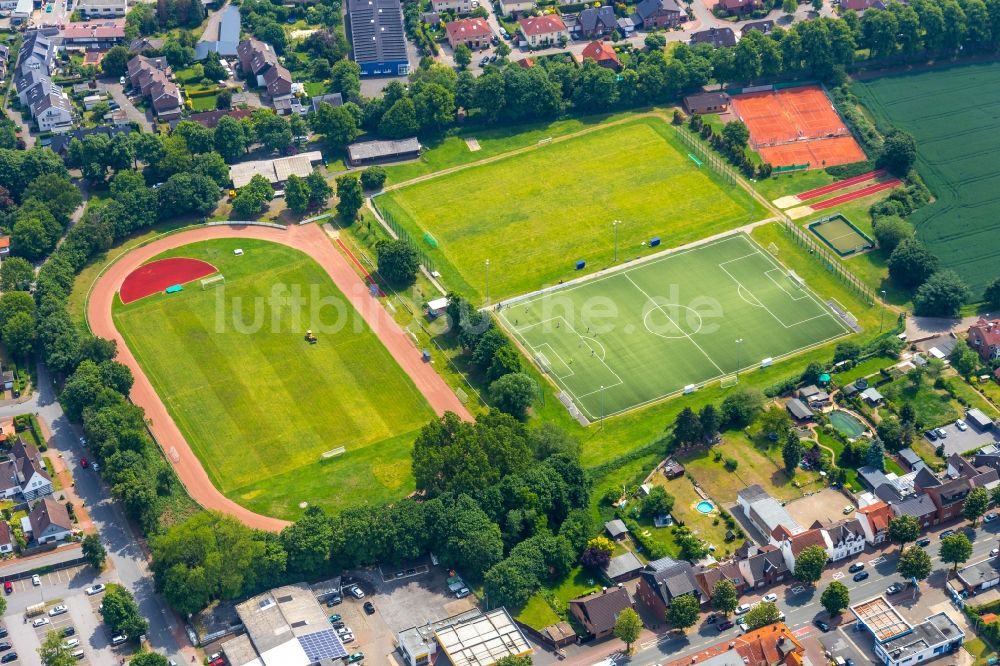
[930,420,1000,457]
[105,83,152,132]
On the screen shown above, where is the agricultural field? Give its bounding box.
[377,117,766,301]
[499,233,852,419]
[112,239,435,519]
[854,62,1000,297]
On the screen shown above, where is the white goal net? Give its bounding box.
[200,274,225,289]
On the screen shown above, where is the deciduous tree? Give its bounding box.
[82,533,107,571]
[745,601,781,629]
[898,544,932,582]
[375,238,419,286]
[939,532,973,571]
[888,515,921,552]
[335,174,363,222]
[794,545,827,583]
[821,581,850,615]
[614,608,643,654]
[666,594,700,631]
[712,579,738,617]
[964,487,991,526]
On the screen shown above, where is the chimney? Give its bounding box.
[602,587,607,594]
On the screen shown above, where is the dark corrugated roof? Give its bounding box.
[348,0,408,64]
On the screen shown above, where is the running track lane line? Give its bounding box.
[795,169,886,201]
[87,224,472,532]
[811,179,902,211]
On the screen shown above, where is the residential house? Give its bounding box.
[840,0,886,11]
[498,0,535,16]
[580,40,621,70]
[0,522,12,554]
[518,15,569,47]
[431,0,471,12]
[663,623,805,666]
[690,27,737,48]
[892,492,937,528]
[898,448,923,471]
[779,528,828,572]
[738,544,790,589]
[568,587,634,639]
[15,70,53,107]
[577,6,616,38]
[126,55,183,120]
[694,561,747,599]
[238,39,294,99]
[740,19,774,36]
[73,0,126,17]
[61,19,126,49]
[684,91,730,114]
[310,93,343,113]
[605,519,629,541]
[33,92,74,132]
[968,320,1000,363]
[737,484,802,543]
[0,438,54,501]
[717,0,761,14]
[187,107,254,130]
[27,497,73,545]
[636,556,700,617]
[861,387,884,406]
[18,32,55,76]
[128,37,164,54]
[49,125,133,157]
[617,16,636,34]
[604,551,644,582]
[347,0,410,77]
[262,64,293,99]
[824,519,866,561]
[631,0,684,28]
[786,398,814,422]
[445,17,493,49]
[857,501,892,545]
[798,384,832,408]
[915,466,970,523]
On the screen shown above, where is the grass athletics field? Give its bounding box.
[854,63,1000,296]
[112,238,435,519]
[497,233,852,419]
[376,116,767,302]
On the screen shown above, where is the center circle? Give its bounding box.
[643,305,704,339]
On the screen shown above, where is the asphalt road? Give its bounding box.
[609,522,999,666]
[0,364,190,665]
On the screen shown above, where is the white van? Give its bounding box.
[71,649,84,660]
[111,635,126,646]
[64,638,80,649]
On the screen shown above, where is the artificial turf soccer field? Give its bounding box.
[854,63,1000,294]
[112,239,435,519]
[498,234,852,419]
[377,117,766,301]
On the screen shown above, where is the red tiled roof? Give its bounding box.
[518,14,567,36]
[62,19,125,40]
[664,624,804,666]
[516,57,535,68]
[581,40,620,65]
[858,501,891,532]
[789,528,827,556]
[970,319,1000,349]
[446,17,493,41]
[0,236,10,249]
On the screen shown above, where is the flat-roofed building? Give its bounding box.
[346,137,420,165]
[229,151,324,188]
[851,596,964,666]
[348,0,409,77]
[397,607,531,666]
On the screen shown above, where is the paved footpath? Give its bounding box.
[87,223,471,532]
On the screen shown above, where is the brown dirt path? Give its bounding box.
[87,223,472,532]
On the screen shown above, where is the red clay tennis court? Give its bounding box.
[119,257,218,304]
[732,86,866,168]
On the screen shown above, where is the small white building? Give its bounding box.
[12,0,32,24]
[74,0,127,16]
[852,596,964,666]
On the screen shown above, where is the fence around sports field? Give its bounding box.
[808,214,876,257]
[782,218,876,306]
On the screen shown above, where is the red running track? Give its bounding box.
[796,170,886,202]
[119,257,217,304]
[811,179,902,211]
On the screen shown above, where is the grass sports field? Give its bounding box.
[498,234,852,419]
[377,116,766,301]
[854,63,1000,296]
[112,239,435,519]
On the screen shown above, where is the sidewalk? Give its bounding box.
[37,416,94,534]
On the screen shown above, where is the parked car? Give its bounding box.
[32,617,49,627]
[328,614,341,623]
[0,643,11,652]
[348,586,364,599]
[842,505,855,515]
[848,563,865,573]
[735,603,752,615]
[336,627,351,637]
[79,458,88,468]
[986,513,998,522]
[956,419,968,431]
[1,652,16,663]
[941,530,955,539]
[917,538,931,547]
[737,619,748,633]
[886,583,903,595]
[814,619,830,632]
[86,584,105,595]
[31,575,40,586]
[347,653,364,664]
[363,601,375,615]
[341,633,355,644]
[762,593,777,603]
[63,639,79,649]
[0,628,8,639]
[62,627,74,637]
[48,605,67,617]
[991,548,999,557]
[925,429,939,441]
[3,582,10,594]
[326,594,342,607]
[717,620,734,631]
[936,428,948,439]
[853,571,869,582]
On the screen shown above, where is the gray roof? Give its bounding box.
[967,408,994,429]
[634,0,681,20]
[740,19,774,35]
[786,398,813,420]
[745,491,800,537]
[898,448,922,468]
[578,6,616,32]
[879,612,963,662]
[195,5,240,59]
[861,387,884,402]
[958,558,1000,589]
[690,27,736,47]
[645,555,683,572]
[914,466,941,489]
[347,137,420,162]
[348,0,408,65]
[858,465,890,491]
[311,93,343,112]
[49,125,131,155]
[893,492,936,518]
[641,559,699,604]
[604,552,643,580]
[842,383,860,396]
[746,548,788,579]
[605,519,628,538]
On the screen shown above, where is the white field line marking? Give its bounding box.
[624,274,726,376]
[534,343,575,380]
[764,267,809,300]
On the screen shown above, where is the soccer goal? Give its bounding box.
[767,242,779,256]
[719,374,739,389]
[200,274,225,289]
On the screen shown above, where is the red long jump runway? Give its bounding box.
[811,179,902,210]
[88,224,472,532]
[795,170,886,201]
[119,257,217,304]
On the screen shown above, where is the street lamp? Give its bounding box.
[735,338,744,383]
[484,259,490,306]
[600,385,605,429]
[880,290,887,333]
[612,219,622,263]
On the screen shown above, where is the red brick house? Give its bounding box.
[967,319,1000,363]
[580,40,621,70]
[446,17,493,49]
[915,466,970,523]
[717,0,761,14]
[632,0,684,28]
[635,556,700,618]
[568,587,634,639]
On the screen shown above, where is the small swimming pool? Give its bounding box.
[830,410,867,439]
[696,500,715,514]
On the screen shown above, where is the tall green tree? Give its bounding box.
[375,238,420,286]
[711,579,738,617]
[335,174,363,222]
[99,583,148,641]
[614,607,643,654]
[0,257,34,292]
[821,581,850,616]
[284,174,310,214]
[888,515,921,553]
[898,544,932,582]
[794,545,828,584]
[913,271,971,317]
[666,594,700,631]
[964,487,991,525]
[82,533,107,570]
[39,629,76,666]
[782,432,803,474]
[745,601,781,629]
[939,533,973,571]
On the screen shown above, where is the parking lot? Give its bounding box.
[786,488,854,527]
[928,419,1000,457]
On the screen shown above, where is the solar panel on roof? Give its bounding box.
[298,629,348,661]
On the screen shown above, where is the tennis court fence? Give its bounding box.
[781,218,876,306]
